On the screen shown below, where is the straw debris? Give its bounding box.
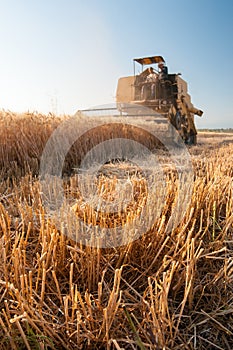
[0,111,233,349]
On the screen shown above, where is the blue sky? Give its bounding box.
[0,0,232,128]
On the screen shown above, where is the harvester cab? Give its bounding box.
[116,55,203,145]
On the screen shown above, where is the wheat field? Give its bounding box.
[0,110,233,350]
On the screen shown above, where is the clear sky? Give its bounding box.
[0,0,232,128]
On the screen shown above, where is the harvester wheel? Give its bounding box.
[185,133,197,145]
[174,111,182,130]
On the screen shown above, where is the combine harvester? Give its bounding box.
[116,55,203,145]
[80,55,203,146]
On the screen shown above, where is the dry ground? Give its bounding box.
[195,130,233,148]
[0,111,233,349]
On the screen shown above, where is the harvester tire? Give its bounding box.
[174,111,182,130]
[185,133,197,145]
